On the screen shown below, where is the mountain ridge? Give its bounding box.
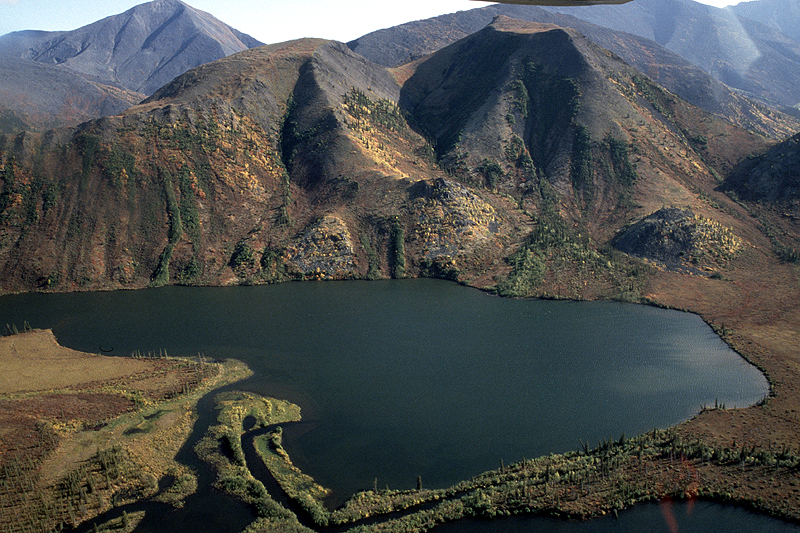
[0,0,263,131]
[0,17,779,296]
[538,0,800,108]
[349,3,800,140]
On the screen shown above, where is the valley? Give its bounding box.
[2,0,800,531]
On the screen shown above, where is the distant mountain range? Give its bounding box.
[3,0,800,136]
[348,0,800,138]
[0,15,789,294]
[537,0,800,109]
[0,0,262,131]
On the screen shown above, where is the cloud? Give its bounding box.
[0,0,21,4]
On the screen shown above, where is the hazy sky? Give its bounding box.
[0,0,737,45]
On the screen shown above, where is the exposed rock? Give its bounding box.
[613,208,743,273]
[286,216,356,279]
[409,178,500,260]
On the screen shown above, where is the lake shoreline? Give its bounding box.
[1,255,799,532]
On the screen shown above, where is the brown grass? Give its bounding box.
[0,329,250,533]
[0,330,157,394]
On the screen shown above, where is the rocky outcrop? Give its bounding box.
[286,216,356,279]
[613,208,743,273]
[409,179,500,261]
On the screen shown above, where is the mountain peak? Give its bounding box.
[20,0,263,95]
[488,14,563,34]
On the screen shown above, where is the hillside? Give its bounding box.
[539,0,800,109]
[0,0,262,131]
[4,14,800,533]
[732,0,800,44]
[0,17,777,298]
[0,57,143,133]
[349,3,800,140]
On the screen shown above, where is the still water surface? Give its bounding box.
[0,278,776,528]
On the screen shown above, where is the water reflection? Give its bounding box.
[0,279,772,525]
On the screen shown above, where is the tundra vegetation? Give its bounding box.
[197,390,800,533]
[2,20,800,533]
[0,329,251,533]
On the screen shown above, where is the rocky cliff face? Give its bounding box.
[0,19,786,298]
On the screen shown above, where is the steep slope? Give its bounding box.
[722,131,800,262]
[0,57,142,132]
[0,0,262,131]
[0,19,777,299]
[19,0,263,95]
[726,131,800,205]
[538,0,800,109]
[403,17,766,218]
[732,0,800,44]
[0,38,521,292]
[349,4,800,140]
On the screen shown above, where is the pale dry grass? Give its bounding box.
[0,329,157,394]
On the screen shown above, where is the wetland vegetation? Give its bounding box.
[1,279,784,532]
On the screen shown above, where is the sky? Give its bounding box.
[0,0,737,45]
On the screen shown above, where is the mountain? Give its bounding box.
[536,0,800,109]
[0,0,262,131]
[731,0,800,46]
[0,57,143,133]
[725,131,800,205]
[0,18,777,296]
[348,3,800,140]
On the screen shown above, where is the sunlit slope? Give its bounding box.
[0,20,784,298]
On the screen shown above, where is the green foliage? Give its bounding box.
[229,240,255,269]
[419,256,461,281]
[150,244,174,287]
[477,158,503,189]
[509,79,530,118]
[160,169,183,245]
[359,233,382,280]
[631,74,674,118]
[343,88,407,132]
[495,209,638,298]
[0,156,16,220]
[259,246,288,283]
[178,257,202,284]
[42,181,59,215]
[571,125,593,203]
[606,136,637,187]
[75,133,101,186]
[177,165,200,244]
[102,144,137,189]
[495,247,545,297]
[603,135,638,207]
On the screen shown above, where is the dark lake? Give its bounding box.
[0,278,780,530]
